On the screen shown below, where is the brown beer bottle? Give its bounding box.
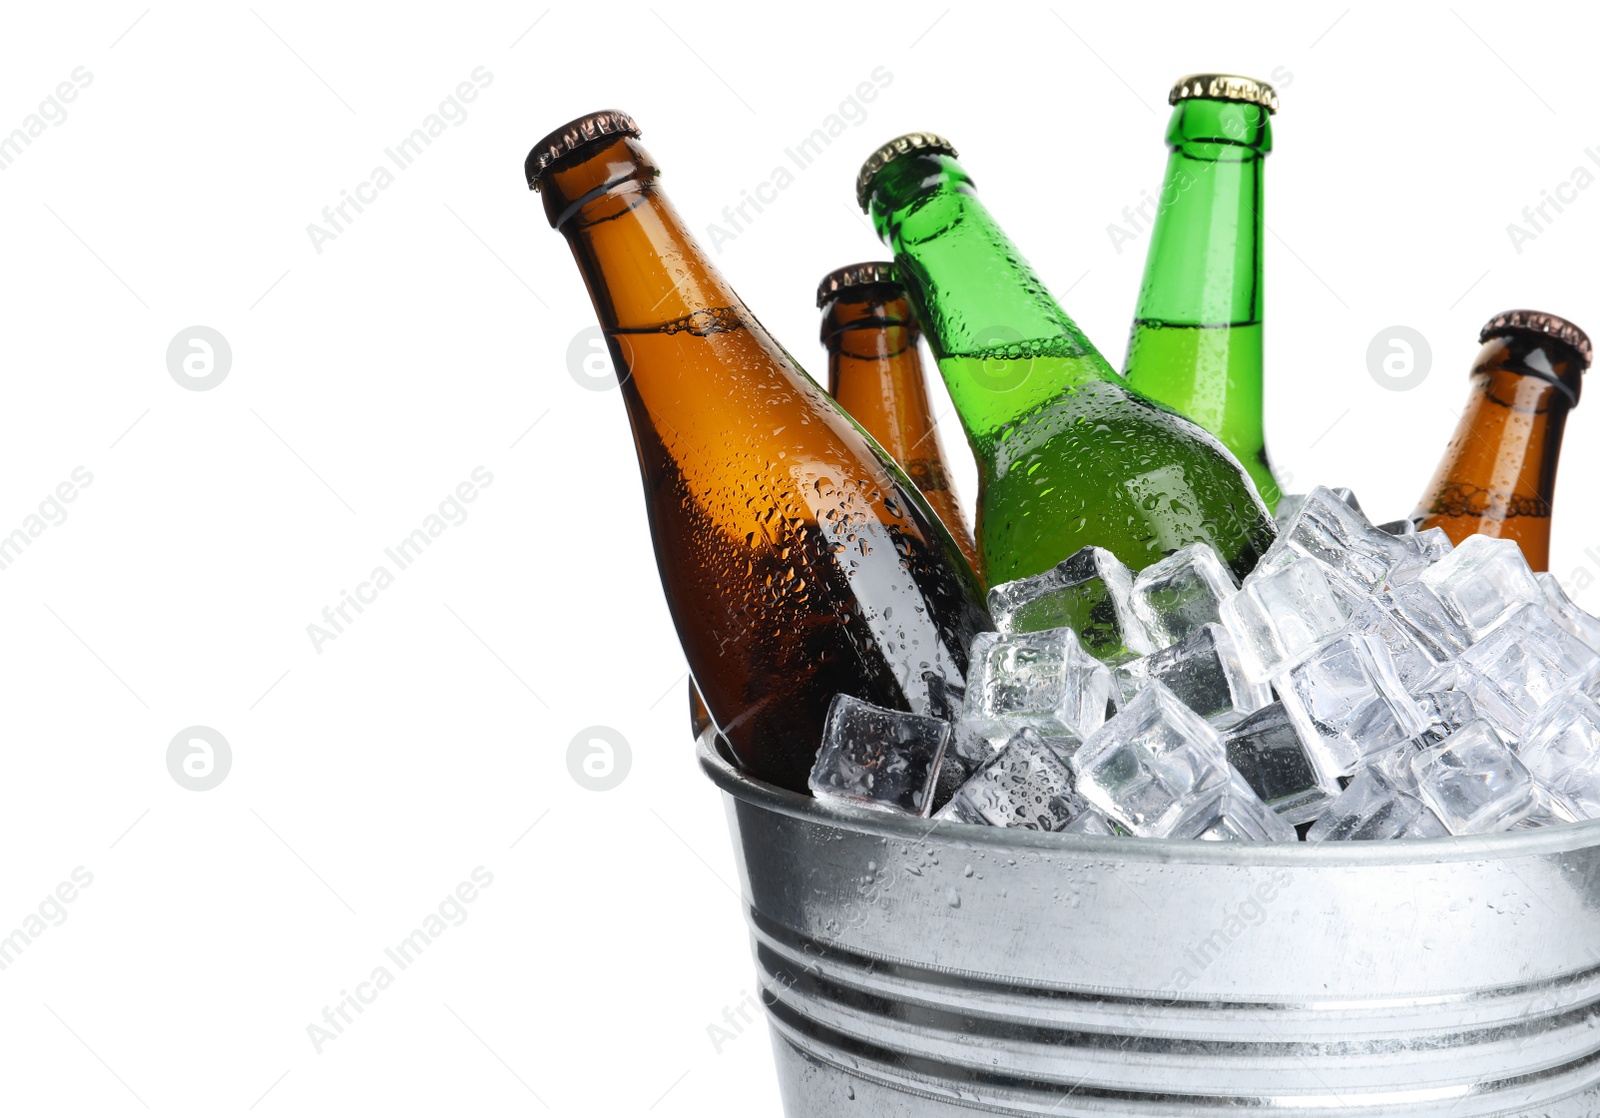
[1412,310,1591,570]
[529,111,991,793]
[818,262,981,577]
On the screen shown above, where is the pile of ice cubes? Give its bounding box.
[807,486,1600,841]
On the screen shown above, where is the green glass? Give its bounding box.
[863,142,1276,586]
[1124,91,1283,508]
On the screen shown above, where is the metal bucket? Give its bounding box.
[699,733,1600,1116]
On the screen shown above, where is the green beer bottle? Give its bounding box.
[859,133,1276,585]
[1124,74,1284,509]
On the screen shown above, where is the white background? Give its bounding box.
[0,3,1597,1115]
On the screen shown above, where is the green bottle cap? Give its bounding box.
[1480,309,1592,366]
[815,262,899,308]
[526,110,641,191]
[856,132,957,211]
[1168,74,1278,114]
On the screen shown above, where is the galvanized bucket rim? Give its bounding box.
[697,730,1600,867]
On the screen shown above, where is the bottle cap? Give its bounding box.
[1480,309,1592,366]
[525,110,640,191]
[1169,74,1279,114]
[816,262,900,307]
[856,132,957,211]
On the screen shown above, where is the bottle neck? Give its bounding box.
[541,136,741,331]
[867,152,1117,436]
[1133,98,1270,328]
[821,287,935,463]
[1414,334,1585,569]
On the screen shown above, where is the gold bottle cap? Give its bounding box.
[525,109,641,191]
[1169,74,1279,114]
[816,262,900,307]
[856,132,957,211]
[1480,309,1592,366]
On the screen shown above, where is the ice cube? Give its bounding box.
[1219,554,1350,682]
[1389,527,1454,583]
[935,727,1079,831]
[931,793,986,825]
[1536,571,1600,652]
[987,547,1153,663]
[1576,662,1600,703]
[1063,808,1123,836]
[1414,661,1461,694]
[809,695,950,816]
[1277,631,1430,776]
[1517,691,1600,818]
[1271,486,1415,590]
[1376,518,1417,536]
[1366,738,1424,789]
[1354,606,1444,692]
[1273,493,1308,531]
[1275,488,1361,529]
[1128,542,1239,648]
[1224,702,1341,824]
[1069,682,1233,838]
[1306,767,1448,841]
[1415,690,1479,744]
[1114,623,1270,726]
[963,628,1114,741]
[921,672,966,723]
[1455,603,1592,739]
[930,719,1007,811]
[1410,720,1543,834]
[1413,527,1454,562]
[1189,776,1298,841]
[1380,580,1472,664]
[1419,534,1543,640]
[1512,784,1585,830]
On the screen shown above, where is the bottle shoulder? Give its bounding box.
[985,378,1268,506]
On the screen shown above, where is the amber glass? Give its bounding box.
[1412,331,1586,570]
[821,279,980,576]
[536,127,991,793]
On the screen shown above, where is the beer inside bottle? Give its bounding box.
[818,262,981,576]
[530,112,991,793]
[1412,310,1590,571]
[1124,74,1284,509]
[859,133,1276,585]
